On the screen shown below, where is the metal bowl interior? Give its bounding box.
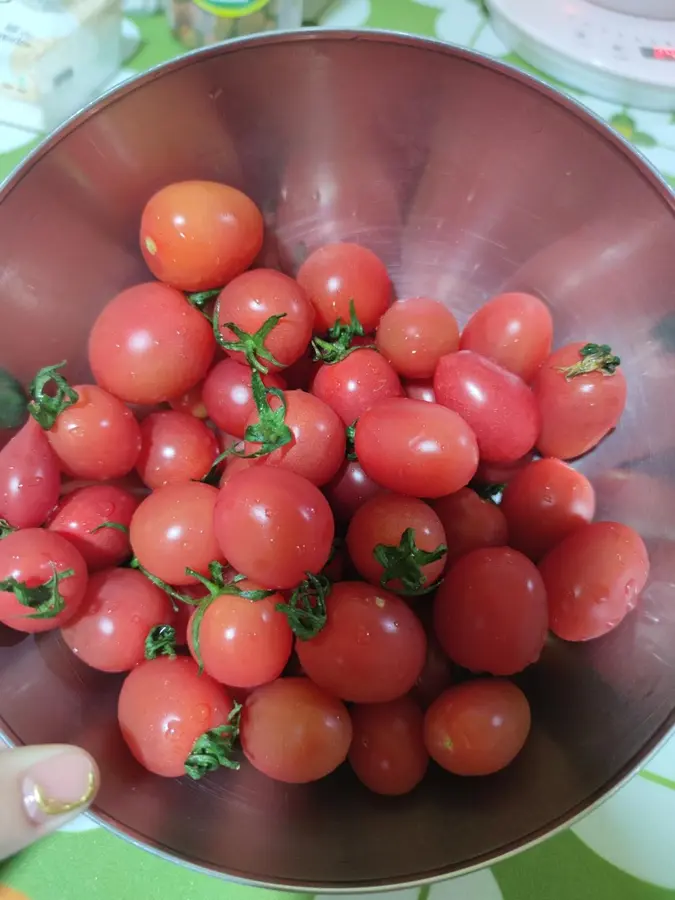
[1,29,675,892]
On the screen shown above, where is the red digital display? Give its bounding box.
[641,46,675,60]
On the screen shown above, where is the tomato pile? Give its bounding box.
[0,180,650,795]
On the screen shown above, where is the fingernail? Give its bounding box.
[22,750,97,826]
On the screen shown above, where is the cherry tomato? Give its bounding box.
[135,410,218,489]
[355,398,479,498]
[130,482,223,585]
[412,630,454,710]
[241,677,352,784]
[45,384,141,481]
[346,493,446,594]
[216,269,314,371]
[202,359,285,438]
[214,467,334,590]
[297,242,392,333]
[169,381,208,419]
[295,581,426,703]
[140,181,263,292]
[61,568,174,672]
[533,341,627,460]
[311,349,402,425]
[88,282,214,405]
[187,579,293,688]
[501,458,595,561]
[424,680,531,776]
[434,547,548,675]
[280,348,320,392]
[539,521,649,642]
[403,380,436,404]
[0,418,60,529]
[118,656,234,778]
[323,458,383,523]
[349,696,428,796]
[431,487,508,566]
[434,351,540,464]
[46,484,138,571]
[219,455,254,487]
[376,298,460,379]
[475,452,534,486]
[0,529,88,633]
[460,292,553,383]
[243,389,345,486]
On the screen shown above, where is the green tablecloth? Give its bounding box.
[0,2,674,899]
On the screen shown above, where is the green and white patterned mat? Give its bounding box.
[1,1,674,898]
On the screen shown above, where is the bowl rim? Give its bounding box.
[1,26,674,892]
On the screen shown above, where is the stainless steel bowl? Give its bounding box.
[1,29,674,892]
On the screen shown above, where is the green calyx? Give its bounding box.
[28,361,79,430]
[345,421,358,461]
[214,309,286,375]
[0,564,74,619]
[184,702,243,780]
[275,572,331,641]
[373,528,447,597]
[0,520,17,539]
[186,288,221,318]
[312,301,375,364]
[560,342,621,379]
[144,624,178,660]
[471,481,506,505]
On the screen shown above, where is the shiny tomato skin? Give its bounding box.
[62,568,174,672]
[539,521,649,642]
[295,581,427,703]
[129,482,223,585]
[349,696,428,796]
[501,458,595,561]
[434,547,548,675]
[118,656,234,778]
[244,389,345,486]
[202,359,285,438]
[241,677,352,784]
[412,630,454,710]
[46,484,138,571]
[424,679,531,776]
[431,487,508,566]
[533,342,627,460]
[460,292,553,383]
[187,579,293,688]
[0,418,60,529]
[297,242,392,333]
[346,493,446,592]
[434,351,540,464]
[140,180,263,292]
[136,410,218,489]
[216,269,314,371]
[88,282,214,405]
[0,529,88,633]
[354,397,479,499]
[323,458,383,524]
[311,349,402,426]
[214,467,334,590]
[376,298,460,379]
[403,380,436,404]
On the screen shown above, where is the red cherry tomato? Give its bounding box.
[295,581,426,703]
[311,349,402,426]
[376,298,460,379]
[61,568,174,672]
[187,579,293,688]
[0,418,60,529]
[349,696,428,796]
[168,381,208,419]
[323,458,383,524]
[412,630,454,710]
[533,341,627,460]
[354,398,479,498]
[202,359,285,438]
[88,282,214,405]
[241,677,352,784]
[424,680,531,776]
[403,380,436,404]
[501,458,595,561]
[431,487,508,566]
[460,292,553,383]
[346,493,447,594]
[216,269,314,371]
[297,242,392,333]
[434,547,548,675]
[0,529,88,632]
[135,411,218,489]
[130,482,223,585]
[280,348,320,392]
[118,656,234,778]
[140,181,263,292]
[539,521,649,642]
[475,452,534,486]
[46,484,138,571]
[434,351,540,464]
[214,467,334,590]
[243,389,345,486]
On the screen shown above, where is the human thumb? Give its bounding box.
[0,744,99,860]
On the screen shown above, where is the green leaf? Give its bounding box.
[214,310,286,374]
[27,361,79,430]
[275,572,330,640]
[373,528,447,597]
[144,624,178,660]
[0,565,74,619]
[184,703,242,780]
